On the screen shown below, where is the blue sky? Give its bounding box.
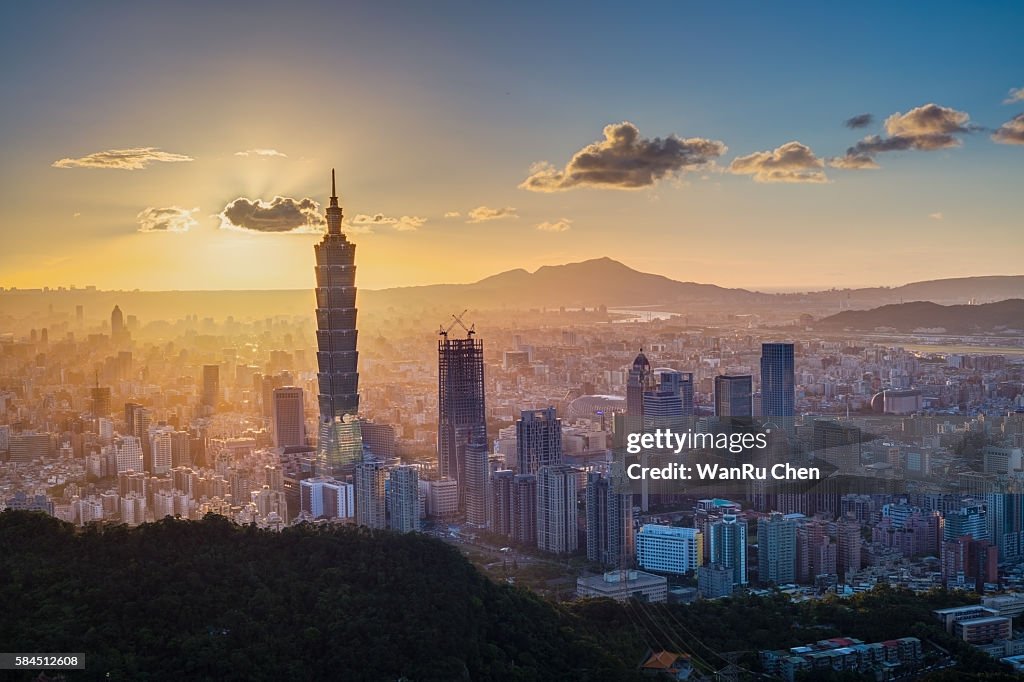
[1,1,1022,290]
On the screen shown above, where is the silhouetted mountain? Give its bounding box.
[366,257,759,310]
[2,258,1023,320]
[816,299,1024,333]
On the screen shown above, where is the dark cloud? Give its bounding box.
[844,113,873,129]
[992,113,1024,145]
[137,206,198,232]
[729,141,828,183]
[830,103,970,169]
[52,147,193,170]
[218,196,326,233]
[520,121,726,192]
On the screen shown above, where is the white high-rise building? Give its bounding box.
[388,465,420,533]
[300,477,354,519]
[150,428,173,475]
[636,525,703,575]
[355,460,387,529]
[114,435,143,473]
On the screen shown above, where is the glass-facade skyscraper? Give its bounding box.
[315,170,363,474]
[760,342,794,432]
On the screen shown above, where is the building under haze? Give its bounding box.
[536,463,579,554]
[272,386,306,449]
[315,171,364,475]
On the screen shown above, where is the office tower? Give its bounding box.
[437,323,486,507]
[8,432,53,462]
[636,525,703,575]
[760,342,794,433]
[757,512,796,585]
[516,407,562,475]
[355,460,386,529]
[111,305,125,342]
[714,375,753,418]
[90,385,111,419]
[315,170,363,475]
[261,374,285,419]
[812,419,862,473]
[75,305,83,325]
[536,464,578,554]
[300,476,354,519]
[359,420,396,459]
[201,365,220,410]
[836,515,862,581]
[427,478,459,518]
[586,471,633,567]
[512,474,538,546]
[388,465,420,533]
[114,435,143,473]
[149,429,173,475]
[944,505,988,542]
[464,437,490,527]
[643,370,693,429]
[709,513,748,587]
[272,386,306,448]
[985,494,1024,562]
[625,349,653,433]
[491,469,516,536]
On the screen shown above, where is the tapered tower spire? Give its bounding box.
[326,168,343,234]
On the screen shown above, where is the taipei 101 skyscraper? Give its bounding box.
[314,170,363,474]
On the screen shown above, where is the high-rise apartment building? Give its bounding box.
[536,464,578,554]
[516,407,562,475]
[586,470,634,567]
[388,465,420,533]
[709,513,748,587]
[355,459,387,529]
[757,512,797,585]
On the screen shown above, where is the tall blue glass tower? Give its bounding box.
[760,342,794,433]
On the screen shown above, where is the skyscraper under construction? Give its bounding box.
[314,170,363,474]
[437,316,486,508]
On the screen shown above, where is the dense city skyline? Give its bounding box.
[2,1,1023,292]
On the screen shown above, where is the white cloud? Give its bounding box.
[52,147,194,170]
[137,206,199,233]
[536,219,572,232]
[234,148,287,158]
[467,206,518,223]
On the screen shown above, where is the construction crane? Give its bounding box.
[438,309,475,339]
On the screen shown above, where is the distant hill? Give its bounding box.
[2,258,1023,320]
[816,299,1024,333]
[365,257,761,310]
